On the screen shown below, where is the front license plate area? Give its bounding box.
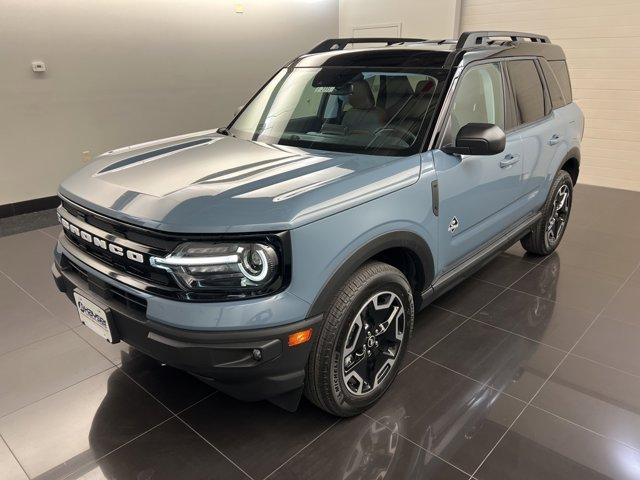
[73,290,119,343]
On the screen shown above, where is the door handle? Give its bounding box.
[500,153,520,168]
[548,134,562,146]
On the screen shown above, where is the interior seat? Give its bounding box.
[341,80,385,133]
[396,79,437,134]
[382,76,415,120]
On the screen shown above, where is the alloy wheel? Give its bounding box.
[341,291,405,396]
[546,183,571,246]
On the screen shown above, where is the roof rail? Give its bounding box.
[457,31,550,49]
[307,37,426,55]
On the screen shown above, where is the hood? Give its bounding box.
[59,131,421,233]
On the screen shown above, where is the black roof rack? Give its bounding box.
[416,39,458,45]
[307,37,426,55]
[457,31,550,49]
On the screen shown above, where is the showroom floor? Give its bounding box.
[1,184,639,480]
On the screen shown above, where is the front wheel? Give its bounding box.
[304,261,414,417]
[521,169,573,255]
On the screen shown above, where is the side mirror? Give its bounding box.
[441,123,506,156]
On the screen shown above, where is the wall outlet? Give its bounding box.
[31,60,46,73]
[81,150,92,162]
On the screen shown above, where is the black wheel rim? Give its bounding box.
[546,184,571,246]
[341,291,405,396]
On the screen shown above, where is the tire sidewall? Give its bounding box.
[543,172,573,252]
[328,270,413,414]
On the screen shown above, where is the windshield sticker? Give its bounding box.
[314,86,335,93]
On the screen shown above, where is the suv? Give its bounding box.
[52,31,583,416]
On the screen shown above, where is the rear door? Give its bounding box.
[506,59,564,211]
[433,61,525,271]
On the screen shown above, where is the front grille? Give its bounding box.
[62,256,147,314]
[60,200,179,288]
[58,198,292,302]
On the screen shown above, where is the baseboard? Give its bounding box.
[0,196,61,219]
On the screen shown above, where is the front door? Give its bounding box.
[433,62,525,271]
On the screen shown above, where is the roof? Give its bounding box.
[294,32,567,70]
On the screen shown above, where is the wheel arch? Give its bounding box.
[559,147,580,185]
[307,231,435,318]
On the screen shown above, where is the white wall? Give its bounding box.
[339,0,461,39]
[0,0,338,205]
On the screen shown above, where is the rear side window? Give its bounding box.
[540,59,566,109]
[549,60,573,103]
[507,60,545,125]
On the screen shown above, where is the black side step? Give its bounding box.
[421,212,542,306]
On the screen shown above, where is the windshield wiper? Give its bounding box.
[217,127,236,137]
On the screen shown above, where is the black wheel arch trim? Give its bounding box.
[307,231,435,318]
[559,146,580,181]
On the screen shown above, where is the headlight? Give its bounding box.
[150,241,282,295]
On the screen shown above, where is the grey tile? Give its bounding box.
[0,330,112,416]
[534,355,640,451]
[73,324,132,365]
[551,240,639,281]
[0,368,170,479]
[0,230,79,327]
[512,254,623,313]
[180,394,335,480]
[367,357,525,474]
[271,415,469,480]
[433,278,504,317]
[574,317,640,377]
[118,349,215,413]
[476,406,640,480]
[472,253,536,287]
[473,289,595,351]
[0,210,59,238]
[39,225,62,240]
[0,437,26,480]
[602,282,640,326]
[409,305,466,355]
[561,225,640,263]
[425,320,565,402]
[72,418,246,480]
[0,274,67,356]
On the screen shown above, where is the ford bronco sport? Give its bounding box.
[52,31,583,416]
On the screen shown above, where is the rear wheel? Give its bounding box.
[521,169,573,255]
[304,261,414,417]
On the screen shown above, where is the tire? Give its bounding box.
[521,169,573,256]
[304,261,414,417]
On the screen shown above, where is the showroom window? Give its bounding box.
[442,62,505,145]
[507,60,546,125]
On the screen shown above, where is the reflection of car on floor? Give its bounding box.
[52,31,582,416]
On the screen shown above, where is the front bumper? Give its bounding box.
[52,253,322,404]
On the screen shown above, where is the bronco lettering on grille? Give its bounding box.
[58,214,146,264]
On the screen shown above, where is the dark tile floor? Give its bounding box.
[0,184,639,479]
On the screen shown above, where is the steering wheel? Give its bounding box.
[373,126,417,145]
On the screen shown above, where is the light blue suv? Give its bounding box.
[52,31,583,416]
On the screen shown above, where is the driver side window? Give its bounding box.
[442,63,505,146]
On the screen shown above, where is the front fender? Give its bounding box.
[287,174,438,318]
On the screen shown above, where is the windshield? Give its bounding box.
[228,66,446,156]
